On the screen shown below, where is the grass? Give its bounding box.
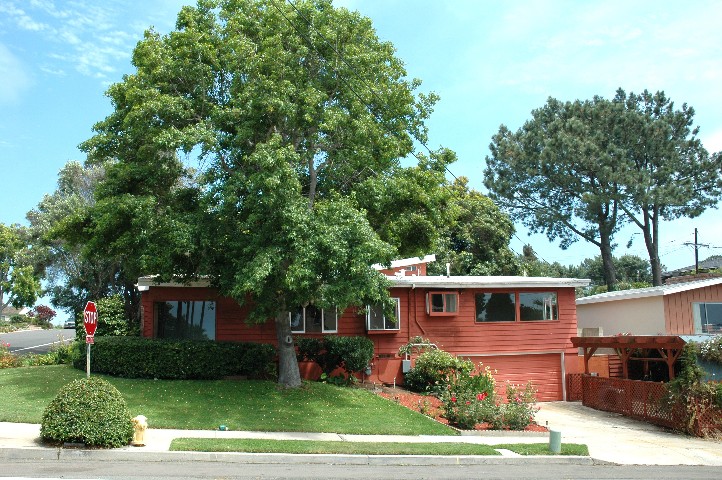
[169,438,590,456]
[0,365,454,435]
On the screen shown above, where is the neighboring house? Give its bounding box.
[0,306,30,323]
[138,256,590,401]
[662,255,722,282]
[576,277,722,336]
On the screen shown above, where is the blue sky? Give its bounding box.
[2,0,722,279]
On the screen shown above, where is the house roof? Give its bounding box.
[137,273,590,291]
[576,277,722,305]
[372,254,436,271]
[663,255,722,279]
[388,275,589,289]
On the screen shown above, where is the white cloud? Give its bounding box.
[0,43,32,104]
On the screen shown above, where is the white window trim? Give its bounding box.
[289,306,338,334]
[366,298,401,331]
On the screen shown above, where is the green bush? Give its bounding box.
[73,336,276,380]
[75,295,136,339]
[297,336,374,381]
[40,377,133,448]
[403,349,474,393]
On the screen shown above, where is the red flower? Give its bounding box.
[476,392,488,401]
[451,396,457,403]
[465,401,471,405]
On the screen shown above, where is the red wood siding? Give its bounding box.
[140,284,581,400]
[664,284,722,334]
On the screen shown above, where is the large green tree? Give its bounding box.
[612,89,722,286]
[79,0,452,387]
[427,177,518,276]
[26,161,131,319]
[485,90,722,289]
[485,97,624,290]
[0,224,42,318]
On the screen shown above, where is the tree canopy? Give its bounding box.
[485,89,722,288]
[0,223,42,317]
[77,0,453,387]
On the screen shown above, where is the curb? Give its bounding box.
[0,447,595,466]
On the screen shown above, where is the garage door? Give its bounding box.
[464,353,563,401]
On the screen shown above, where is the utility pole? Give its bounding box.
[684,229,709,274]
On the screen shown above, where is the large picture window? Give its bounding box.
[693,303,722,334]
[475,293,515,322]
[475,292,558,323]
[520,292,558,321]
[156,301,216,340]
[289,305,338,334]
[367,298,401,331]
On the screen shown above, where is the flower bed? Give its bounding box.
[376,387,548,432]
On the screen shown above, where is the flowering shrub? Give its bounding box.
[441,389,494,429]
[696,336,722,364]
[0,342,19,368]
[404,349,474,393]
[502,382,539,430]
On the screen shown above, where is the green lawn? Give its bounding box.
[170,438,590,456]
[0,365,454,435]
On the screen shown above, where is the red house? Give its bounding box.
[138,256,589,401]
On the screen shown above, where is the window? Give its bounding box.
[289,305,338,334]
[475,293,515,322]
[475,292,558,323]
[367,298,401,331]
[155,301,216,340]
[519,292,558,321]
[427,292,458,315]
[693,303,722,334]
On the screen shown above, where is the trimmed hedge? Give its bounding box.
[297,336,374,377]
[41,377,133,448]
[73,337,276,380]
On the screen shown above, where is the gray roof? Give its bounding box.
[576,277,722,305]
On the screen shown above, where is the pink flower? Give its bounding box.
[451,396,456,403]
[465,401,471,405]
[476,392,488,401]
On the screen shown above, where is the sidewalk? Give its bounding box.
[2,402,722,466]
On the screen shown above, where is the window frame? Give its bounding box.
[366,297,401,332]
[426,291,459,316]
[474,291,559,324]
[692,302,722,334]
[288,305,338,334]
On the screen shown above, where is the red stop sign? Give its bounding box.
[84,301,98,336]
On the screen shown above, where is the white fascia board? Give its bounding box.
[388,275,590,289]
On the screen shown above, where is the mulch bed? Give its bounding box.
[369,384,548,433]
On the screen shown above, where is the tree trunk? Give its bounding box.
[599,227,617,291]
[643,207,663,286]
[275,311,302,388]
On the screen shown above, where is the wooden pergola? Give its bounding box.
[571,335,687,381]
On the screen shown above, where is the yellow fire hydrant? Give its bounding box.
[131,415,148,447]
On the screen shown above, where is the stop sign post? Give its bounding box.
[84,302,98,378]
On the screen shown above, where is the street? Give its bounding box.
[0,328,75,355]
[0,460,720,480]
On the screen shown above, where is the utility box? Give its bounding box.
[402,359,412,373]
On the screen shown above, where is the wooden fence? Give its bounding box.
[566,374,722,438]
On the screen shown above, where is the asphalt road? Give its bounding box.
[0,328,76,355]
[0,461,721,480]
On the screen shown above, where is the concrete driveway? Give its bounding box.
[535,401,722,465]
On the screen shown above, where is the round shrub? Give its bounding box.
[404,349,474,393]
[40,377,133,448]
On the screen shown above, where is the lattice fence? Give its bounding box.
[566,373,584,402]
[580,375,722,438]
